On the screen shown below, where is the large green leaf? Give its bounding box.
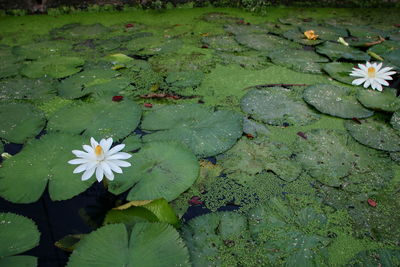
[50,23,110,39]
[12,40,72,60]
[67,223,190,267]
[235,33,301,52]
[391,111,400,131]
[126,35,183,55]
[165,71,204,88]
[0,77,57,100]
[0,134,93,203]
[0,255,37,267]
[322,62,355,85]
[201,35,246,52]
[20,56,84,79]
[108,142,199,201]
[0,47,22,79]
[299,25,348,41]
[357,88,400,112]
[268,49,329,74]
[303,84,373,118]
[345,117,400,152]
[282,29,324,46]
[0,102,46,143]
[316,41,370,61]
[47,100,142,140]
[0,213,40,258]
[241,87,320,126]
[348,249,400,266]
[141,104,243,157]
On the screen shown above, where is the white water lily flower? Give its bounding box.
[350,61,396,91]
[68,137,132,182]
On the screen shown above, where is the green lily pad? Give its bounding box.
[0,134,93,203]
[122,134,142,152]
[391,111,400,131]
[347,25,387,40]
[294,129,358,186]
[165,71,204,88]
[50,23,110,39]
[323,62,355,85]
[316,41,370,61]
[12,40,72,60]
[348,249,400,266]
[47,100,142,140]
[242,117,270,137]
[235,33,300,52]
[201,35,246,52]
[300,25,348,41]
[0,77,57,100]
[241,87,320,126]
[141,104,243,157]
[367,40,400,56]
[66,223,190,267]
[345,117,400,152]
[108,142,199,201]
[57,68,130,99]
[383,49,400,69]
[0,47,22,79]
[268,49,329,74]
[357,88,400,112]
[303,84,374,118]
[0,102,46,143]
[20,56,84,79]
[217,137,302,182]
[215,51,269,69]
[224,23,270,36]
[0,255,37,267]
[282,29,325,46]
[0,213,40,261]
[126,35,183,55]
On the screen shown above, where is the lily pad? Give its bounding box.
[141,104,243,157]
[282,29,325,46]
[165,71,204,88]
[303,84,374,118]
[20,56,84,79]
[0,102,46,143]
[224,23,270,36]
[348,249,400,266]
[126,35,183,55]
[12,40,72,60]
[391,111,400,131]
[300,25,348,41]
[57,68,130,99]
[241,87,320,126]
[0,77,57,100]
[345,118,400,152]
[0,134,94,203]
[122,134,142,152]
[215,51,268,69]
[47,100,142,140]
[108,142,199,202]
[323,62,355,85]
[50,23,110,39]
[268,49,329,74]
[316,41,370,61]
[0,47,22,79]
[67,223,190,267]
[294,129,358,186]
[383,49,400,69]
[201,35,245,52]
[235,33,300,52]
[357,88,400,112]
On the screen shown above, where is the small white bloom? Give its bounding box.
[68,137,132,182]
[350,61,396,91]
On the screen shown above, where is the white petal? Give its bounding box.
[358,63,368,71]
[101,138,113,153]
[107,144,125,156]
[352,78,367,85]
[371,80,383,91]
[100,161,113,176]
[104,170,115,181]
[95,167,104,182]
[107,152,132,160]
[363,79,371,88]
[379,71,396,77]
[110,159,131,168]
[378,75,393,81]
[72,150,89,158]
[349,71,366,77]
[81,167,96,181]
[90,137,99,148]
[82,145,93,153]
[375,62,383,72]
[376,66,394,74]
[68,158,89,165]
[73,164,88,174]
[375,78,389,86]
[106,161,123,173]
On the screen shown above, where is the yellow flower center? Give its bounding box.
[304,30,319,40]
[367,67,376,78]
[95,145,103,156]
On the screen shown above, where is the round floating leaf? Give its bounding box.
[122,134,142,152]
[299,25,348,41]
[67,223,190,267]
[348,249,400,266]
[384,49,400,69]
[57,68,129,99]
[126,36,182,55]
[0,102,46,143]
[294,129,358,186]
[316,41,370,61]
[0,48,22,79]
[51,23,110,39]
[347,25,388,40]
[323,62,354,85]
[108,142,199,201]
[282,29,324,46]
[0,213,40,258]
[368,41,400,56]
[141,104,243,157]
[12,40,73,60]
[241,87,320,126]
[0,255,37,267]
[201,35,246,52]
[224,23,270,36]
[21,56,84,79]
[268,49,329,74]
[0,77,57,100]
[235,33,301,52]
[165,71,204,88]
[391,111,400,131]
[345,118,400,152]
[104,207,159,228]
[357,88,400,112]
[47,100,142,140]
[0,134,94,203]
[303,84,374,118]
